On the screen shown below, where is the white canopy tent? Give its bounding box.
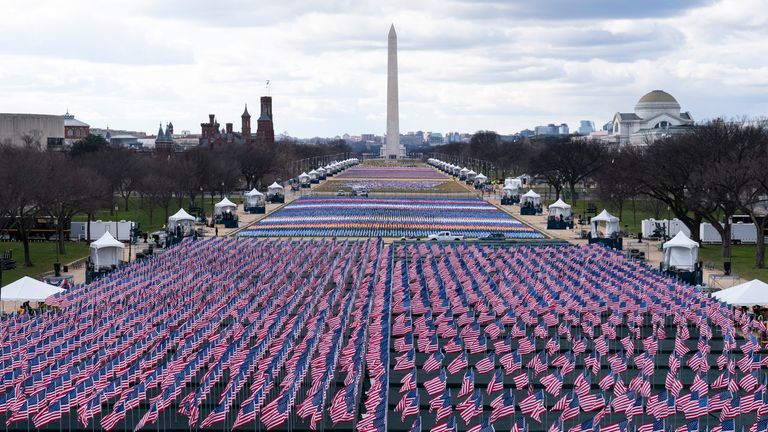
[244,189,266,207]
[90,231,125,269]
[308,169,319,181]
[502,185,518,198]
[505,178,522,189]
[459,167,470,176]
[168,208,196,234]
[268,182,284,194]
[521,189,541,207]
[591,209,620,238]
[662,231,699,271]
[711,280,768,306]
[214,197,238,216]
[298,172,311,185]
[1,277,65,313]
[474,173,487,185]
[548,199,572,219]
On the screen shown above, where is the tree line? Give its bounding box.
[435,121,768,269]
[0,135,350,268]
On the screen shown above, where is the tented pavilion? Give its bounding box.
[267,182,285,203]
[520,189,542,216]
[712,279,768,306]
[661,231,702,285]
[474,173,487,189]
[1,276,66,313]
[214,197,238,228]
[589,209,622,250]
[90,231,125,270]
[168,208,196,236]
[547,199,573,229]
[501,185,519,205]
[299,172,311,188]
[244,189,266,214]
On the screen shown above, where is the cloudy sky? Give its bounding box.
[1,0,766,137]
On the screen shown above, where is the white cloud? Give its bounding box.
[0,0,765,137]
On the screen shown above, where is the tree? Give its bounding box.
[1,147,45,266]
[629,135,708,243]
[70,134,109,157]
[690,120,767,266]
[529,138,605,205]
[39,156,104,254]
[593,147,642,220]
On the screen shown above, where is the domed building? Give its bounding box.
[608,90,694,145]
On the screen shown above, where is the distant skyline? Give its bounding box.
[1,0,766,137]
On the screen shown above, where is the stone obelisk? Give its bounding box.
[385,24,402,159]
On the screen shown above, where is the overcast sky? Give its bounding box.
[1,0,766,137]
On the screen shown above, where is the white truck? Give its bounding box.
[428,231,464,241]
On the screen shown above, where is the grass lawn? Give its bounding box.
[1,241,91,285]
[698,244,768,283]
[531,187,661,235]
[72,196,207,234]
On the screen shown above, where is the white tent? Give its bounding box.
[168,208,196,234]
[548,199,572,219]
[244,189,265,207]
[711,279,768,306]
[308,169,319,180]
[298,172,311,185]
[521,189,541,206]
[316,167,326,177]
[214,197,238,216]
[475,173,487,184]
[268,182,284,193]
[662,231,699,271]
[591,209,620,238]
[90,231,125,269]
[502,185,518,198]
[505,178,522,189]
[1,277,65,302]
[459,167,470,176]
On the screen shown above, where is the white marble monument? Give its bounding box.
[382,24,406,159]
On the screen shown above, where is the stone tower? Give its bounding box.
[256,96,275,145]
[241,104,251,144]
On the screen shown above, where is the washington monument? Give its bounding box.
[383,24,405,159]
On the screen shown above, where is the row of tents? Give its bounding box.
[297,158,360,188]
[427,158,489,189]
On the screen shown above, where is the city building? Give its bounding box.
[63,110,90,144]
[0,113,64,149]
[199,98,275,149]
[578,120,595,135]
[154,122,174,152]
[255,96,275,146]
[605,90,694,146]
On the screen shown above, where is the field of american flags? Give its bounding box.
[2,238,768,431]
[238,197,545,239]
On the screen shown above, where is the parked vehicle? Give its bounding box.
[428,231,464,241]
[479,232,506,241]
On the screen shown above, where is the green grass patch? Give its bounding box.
[72,196,207,233]
[698,244,768,283]
[1,241,91,285]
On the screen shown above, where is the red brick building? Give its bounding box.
[199,99,274,149]
[64,110,89,143]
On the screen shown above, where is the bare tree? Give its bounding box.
[39,156,105,254]
[2,147,45,266]
[689,120,766,266]
[529,138,605,205]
